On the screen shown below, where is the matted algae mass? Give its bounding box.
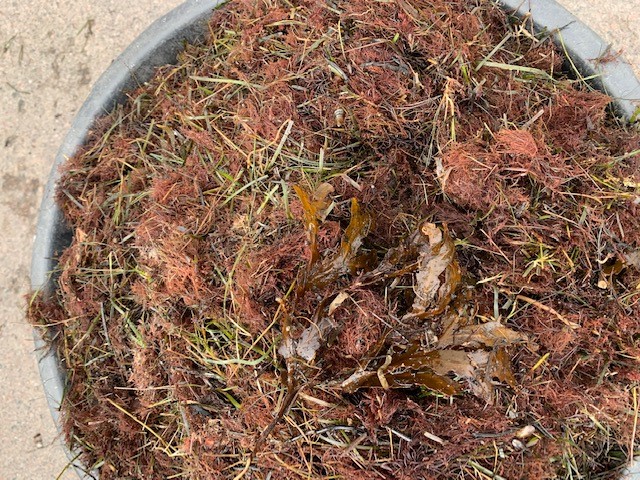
[28,0,640,478]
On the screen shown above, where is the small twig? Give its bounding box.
[232,456,252,480]
[106,399,174,454]
[522,108,545,129]
[630,386,639,465]
[506,291,580,329]
[251,382,301,458]
[467,460,508,480]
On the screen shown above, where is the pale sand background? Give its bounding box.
[0,1,637,478]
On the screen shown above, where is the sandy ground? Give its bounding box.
[0,1,637,478]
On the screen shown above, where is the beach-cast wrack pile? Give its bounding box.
[28,0,640,478]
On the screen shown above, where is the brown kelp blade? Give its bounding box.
[342,367,460,395]
[354,222,461,320]
[487,347,517,388]
[338,198,373,272]
[304,197,373,290]
[438,320,526,349]
[342,338,522,401]
[406,223,462,319]
[341,348,474,396]
[293,183,334,267]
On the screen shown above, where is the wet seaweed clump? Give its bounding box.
[28,0,640,478]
